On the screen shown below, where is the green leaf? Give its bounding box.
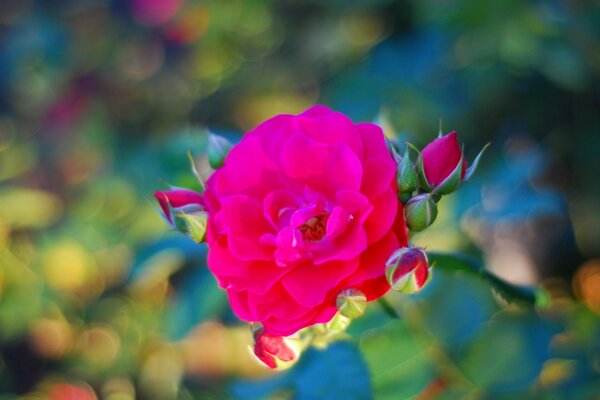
[458,311,557,393]
[409,269,499,347]
[360,320,434,400]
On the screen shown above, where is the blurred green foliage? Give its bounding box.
[1,0,600,399]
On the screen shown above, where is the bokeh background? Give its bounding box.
[1,0,600,399]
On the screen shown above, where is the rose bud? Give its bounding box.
[252,328,302,370]
[154,189,207,242]
[207,132,233,169]
[417,131,489,195]
[396,147,418,203]
[404,193,438,232]
[336,288,367,319]
[385,247,431,294]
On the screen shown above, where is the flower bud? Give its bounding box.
[404,193,438,232]
[417,131,465,195]
[154,189,207,242]
[385,247,430,293]
[396,147,418,197]
[154,189,204,224]
[207,133,233,169]
[336,288,367,319]
[252,327,302,370]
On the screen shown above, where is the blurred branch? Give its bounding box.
[427,252,549,308]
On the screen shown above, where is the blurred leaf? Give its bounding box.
[428,252,543,306]
[408,269,499,347]
[458,310,558,393]
[360,320,434,399]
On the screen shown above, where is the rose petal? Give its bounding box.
[281,259,358,307]
[215,195,274,260]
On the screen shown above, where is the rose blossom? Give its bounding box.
[202,105,408,336]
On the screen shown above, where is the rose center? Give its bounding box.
[298,214,327,241]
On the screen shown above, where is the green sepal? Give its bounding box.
[207,132,233,169]
[187,151,206,193]
[416,152,434,192]
[431,153,464,195]
[464,142,490,182]
[336,288,367,319]
[396,147,418,194]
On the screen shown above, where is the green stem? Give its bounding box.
[377,297,400,319]
[427,252,547,307]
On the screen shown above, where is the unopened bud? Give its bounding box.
[251,327,302,370]
[336,288,367,319]
[404,193,438,232]
[207,133,233,169]
[396,147,418,197]
[385,247,431,293]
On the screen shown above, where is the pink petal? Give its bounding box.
[357,122,389,160]
[361,155,396,197]
[281,260,359,307]
[263,190,302,229]
[280,132,330,180]
[210,136,280,199]
[362,188,398,244]
[298,109,364,159]
[326,206,350,239]
[215,195,274,260]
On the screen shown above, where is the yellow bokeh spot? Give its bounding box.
[78,325,121,367]
[0,187,62,229]
[42,240,95,293]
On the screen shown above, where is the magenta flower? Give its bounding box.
[202,105,409,336]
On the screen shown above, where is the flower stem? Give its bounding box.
[427,252,548,307]
[377,297,400,319]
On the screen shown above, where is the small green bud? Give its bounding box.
[336,288,367,319]
[404,193,438,232]
[396,147,418,195]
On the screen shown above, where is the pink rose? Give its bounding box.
[202,105,408,336]
[420,131,466,193]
